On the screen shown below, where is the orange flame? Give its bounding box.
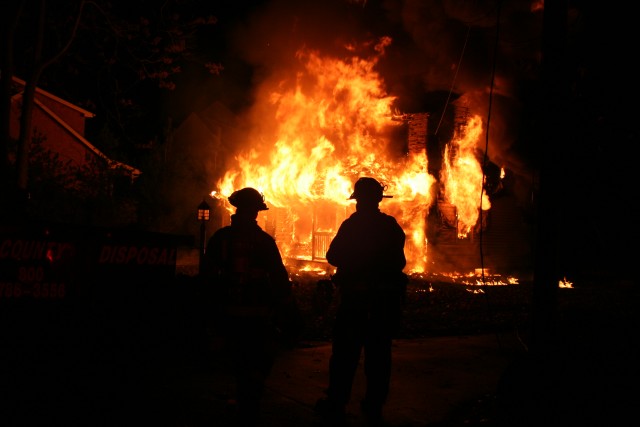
[441,114,491,238]
[213,39,488,274]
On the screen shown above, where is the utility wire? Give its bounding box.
[434,25,471,137]
[479,0,528,353]
[479,1,501,280]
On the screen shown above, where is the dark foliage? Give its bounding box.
[24,132,139,226]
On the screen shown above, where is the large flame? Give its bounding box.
[213,38,488,274]
[442,114,491,238]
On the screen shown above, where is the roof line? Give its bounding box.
[34,97,141,178]
[12,76,95,118]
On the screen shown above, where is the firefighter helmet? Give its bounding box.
[228,187,269,211]
[348,177,393,201]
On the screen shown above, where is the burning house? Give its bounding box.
[206,41,529,276]
[166,2,541,280]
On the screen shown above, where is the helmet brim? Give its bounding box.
[348,193,393,200]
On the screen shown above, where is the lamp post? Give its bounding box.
[197,199,211,275]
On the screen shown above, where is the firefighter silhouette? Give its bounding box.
[315,177,408,426]
[201,187,292,427]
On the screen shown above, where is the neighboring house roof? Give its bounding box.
[12,76,95,118]
[11,76,141,179]
[198,100,239,133]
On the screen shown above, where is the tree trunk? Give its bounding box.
[0,2,24,218]
[15,0,46,199]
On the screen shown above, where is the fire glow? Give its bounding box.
[212,39,489,274]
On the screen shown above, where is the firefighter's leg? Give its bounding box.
[362,322,393,420]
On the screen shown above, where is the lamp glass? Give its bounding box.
[197,201,211,221]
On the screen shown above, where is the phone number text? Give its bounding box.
[0,282,66,299]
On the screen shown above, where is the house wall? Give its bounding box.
[32,106,91,167]
[37,95,87,136]
[10,101,91,168]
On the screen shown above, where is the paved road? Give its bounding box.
[159,332,524,427]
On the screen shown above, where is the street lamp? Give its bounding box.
[197,199,211,275]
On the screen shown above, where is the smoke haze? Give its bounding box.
[216,0,544,184]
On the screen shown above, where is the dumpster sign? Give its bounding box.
[0,237,73,300]
[0,223,193,302]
